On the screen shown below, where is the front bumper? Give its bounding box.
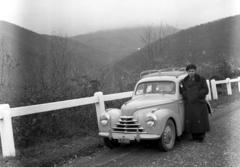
[99,131,161,142]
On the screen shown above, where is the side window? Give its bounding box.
[179,80,184,94]
[156,84,161,92]
[167,82,175,93]
[146,84,152,93]
[156,82,175,94]
[136,84,144,95]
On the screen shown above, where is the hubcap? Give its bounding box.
[163,126,173,144]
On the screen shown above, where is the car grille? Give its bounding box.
[112,116,145,133]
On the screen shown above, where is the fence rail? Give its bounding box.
[10,96,99,118]
[211,77,240,99]
[0,76,240,158]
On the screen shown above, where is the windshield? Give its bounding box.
[135,81,176,95]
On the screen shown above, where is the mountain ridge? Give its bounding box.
[0,21,113,87]
[71,26,179,62]
[98,15,240,92]
[115,15,240,71]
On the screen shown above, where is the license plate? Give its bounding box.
[118,138,130,144]
[113,133,135,140]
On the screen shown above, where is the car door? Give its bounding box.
[178,80,185,132]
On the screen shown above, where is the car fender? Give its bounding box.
[98,108,121,132]
[152,109,179,136]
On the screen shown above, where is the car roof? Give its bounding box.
[138,67,187,83]
[141,67,186,77]
[139,74,187,82]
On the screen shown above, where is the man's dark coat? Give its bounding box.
[181,74,210,133]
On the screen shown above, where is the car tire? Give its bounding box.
[103,137,120,149]
[158,119,176,151]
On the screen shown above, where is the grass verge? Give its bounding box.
[1,134,105,167]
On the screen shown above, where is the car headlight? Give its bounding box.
[100,113,110,127]
[146,113,157,127]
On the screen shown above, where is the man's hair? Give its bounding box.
[186,64,197,71]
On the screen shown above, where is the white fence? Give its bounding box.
[211,77,240,100]
[0,91,133,157]
[0,77,240,158]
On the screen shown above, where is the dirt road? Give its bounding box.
[62,100,240,167]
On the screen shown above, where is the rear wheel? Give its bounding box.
[103,138,120,149]
[158,119,176,151]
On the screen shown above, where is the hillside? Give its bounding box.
[0,21,111,87]
[1,15,240,93]
[0,21,113,65]
[71,26,179,62]
[114,15,240,75]
[97,15,240,93]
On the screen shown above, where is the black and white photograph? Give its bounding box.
[0,0,240,166]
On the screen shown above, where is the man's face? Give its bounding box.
[187,69,196,77]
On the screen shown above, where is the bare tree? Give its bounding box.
[140,23,177,69]
[0,36,19,97]
[48,31,71,89]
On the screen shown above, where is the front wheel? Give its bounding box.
[103,137,120,149]
[158,119,176,151]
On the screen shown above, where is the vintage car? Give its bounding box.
[98,67,211,151]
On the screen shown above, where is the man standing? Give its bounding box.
[181,64,210,142]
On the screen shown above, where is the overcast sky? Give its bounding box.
[1,0,240,36]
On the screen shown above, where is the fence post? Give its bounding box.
[94,92,106,131]
[226,78,232,95]
[238,77,240,93]
[206,80,212,100]
[0,104,16,157]
[211,79,218,100]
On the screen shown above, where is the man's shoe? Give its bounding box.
[197,138,204,143]
[189,138,197,142]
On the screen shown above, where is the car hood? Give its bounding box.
[121,95,174,116]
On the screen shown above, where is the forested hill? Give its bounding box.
[114,15,240,73]
[71,26,179,63]
[0,21,112,86]
[98,15,240,92]
[0,20,112,68]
